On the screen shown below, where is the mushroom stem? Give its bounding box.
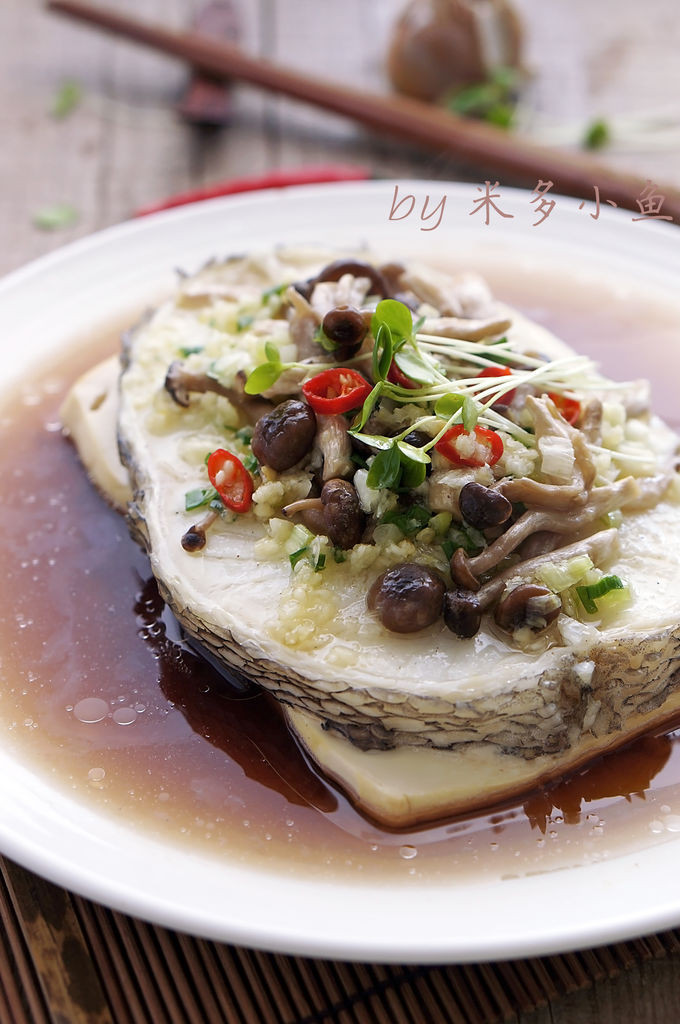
[476,528,620,612]
[164,361,274,424]
[282,497,323,517]
[316,413,353,481]
[453,475,640,589]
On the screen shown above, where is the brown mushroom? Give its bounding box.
[251,399,317,472]
[295,259,391,301]
[458,481,512,529]
[321,305,368,361]
[367,563,445,634]
[283,479,364,549]
[443,588,482,638]
[181,510,218,552]
[494,584,561,633]
[321,479,365,548]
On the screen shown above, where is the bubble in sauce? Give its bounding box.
[113,707,138,726]
[73,697,109,724]
[399,845,418,860]
[88,767,105,783]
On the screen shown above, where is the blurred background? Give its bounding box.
[2,0,680,277]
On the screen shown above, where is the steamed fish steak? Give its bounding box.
[109,249,680,825]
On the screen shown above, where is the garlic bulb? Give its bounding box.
[387,0,523,102]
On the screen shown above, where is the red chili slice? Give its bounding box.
[547,392,581,426]
[301,368,371,414]
[387,359,420,390]
[434,425,504,468]
[479,366,516,405]
[207,449,253,513]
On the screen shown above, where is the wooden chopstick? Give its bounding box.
[48,0,680,223]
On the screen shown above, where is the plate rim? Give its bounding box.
[1,179,680,963]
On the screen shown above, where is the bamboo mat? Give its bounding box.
[1,857,678,1024]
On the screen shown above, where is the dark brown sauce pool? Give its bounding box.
[2,264,680,884]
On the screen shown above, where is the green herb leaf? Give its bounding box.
[366,444,402,490]
[434,393,465,419]
[237,314,254,331]
[351,433,393,451]
[243,453,259,473]
[392,347,438,385]
[264,341,281,364]
[400,458,427,489]
[484,103,515,130]
[185,486,219,511]
[333,547,347,563]
[396,440,431,465]
[441,539,455,561]
[446,66,519,129]
[32,203,79,231]
[244,361,282,395]
[51,79,83,119]
[462,396,481,431]
[371,298,413,342]
[372,322,394,381]
[349,381,383,433]
[179,345,204,357]
[380,504,431,536]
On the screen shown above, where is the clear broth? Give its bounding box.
[2,264,680,885]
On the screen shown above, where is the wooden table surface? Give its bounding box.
[2,2,680,1022]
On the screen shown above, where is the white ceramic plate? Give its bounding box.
[1,182,680,963]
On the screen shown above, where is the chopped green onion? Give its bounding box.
[380,504,431,536]
[449,523,486,555]
[441,539,455,561]
[235,426,253,445]
[261,282,287,303]
[51,79,83,119]
[333,547,347,563]
[33,203,79,231]
[576,574,624,614]
[314,553,326,572]
[535,555,594,593]
[289,547,309,569]
[583,118,610,150]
